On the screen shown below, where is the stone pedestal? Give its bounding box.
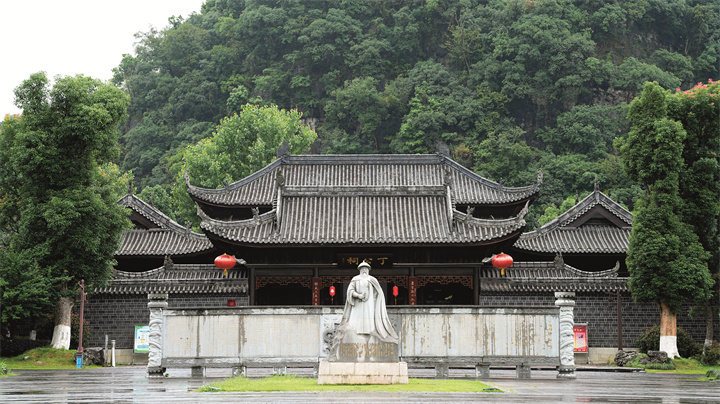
[318,361,408,384]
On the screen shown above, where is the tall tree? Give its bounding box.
[667,79,720,351]
[618,81,713,357]
[1,72,131,349]
[170,104,317,225]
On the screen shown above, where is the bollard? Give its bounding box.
[111,340,116,367]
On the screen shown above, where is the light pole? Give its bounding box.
[75,279,86,368]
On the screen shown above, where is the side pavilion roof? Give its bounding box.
[116,193,213,257]
[514,190,632,255]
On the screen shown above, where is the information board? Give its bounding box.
[134,325,150,353]
[573,324,588,353]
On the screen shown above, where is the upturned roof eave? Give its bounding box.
[185,154,542,207]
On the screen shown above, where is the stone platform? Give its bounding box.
[317,361,409,384]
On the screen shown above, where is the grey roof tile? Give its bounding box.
[187,154,541,206]
[515,190,632,254]
[95,264,247,295]
[116,194,213,256]
[198,196,528,245]
[480,261,627,292]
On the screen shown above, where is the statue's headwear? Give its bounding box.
[358,261,371,272]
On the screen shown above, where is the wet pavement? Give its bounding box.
[0,365,717,404]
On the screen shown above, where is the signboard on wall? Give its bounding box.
[337,254,393,268]
[573,324,588,353]
[134,325,150,353]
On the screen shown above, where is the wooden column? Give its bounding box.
[248,267,255,306]
[473,266,480,305]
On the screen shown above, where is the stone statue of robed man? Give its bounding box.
[343,261,398,343]
[328,261,399,362]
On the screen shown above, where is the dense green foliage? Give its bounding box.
[667,80,720,325]
[620,82,712,314]
[0,73,131,326]
[170,104,317,224]
[111,0,720,223]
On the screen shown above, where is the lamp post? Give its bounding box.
[75,279,86,369]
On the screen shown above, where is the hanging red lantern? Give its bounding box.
[214,253,236,276]
[492,252,513,276]
[392,286,399,297]
[329,286,336,297]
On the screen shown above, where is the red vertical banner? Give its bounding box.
[312,277,321,305]
[408,276,417,305]
[573,324,588,353]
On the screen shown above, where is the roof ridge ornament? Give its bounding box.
[277,141,290,159]
[128,179,133,195]
[537,167,544,185]
[594,175,599,192]
[436,142,450,158]
[554,252,564,271]
[275,169,285,189]
[465,206,475,221]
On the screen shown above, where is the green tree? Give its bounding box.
[618,81,713,358]
[667,79,720,351]
[0,72,131,349]
[171,104,317,225]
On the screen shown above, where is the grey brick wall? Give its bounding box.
[478,293,720,348]
[85,293,249,349]
[87,291,718,350]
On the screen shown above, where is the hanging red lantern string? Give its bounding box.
[492,252,513,276]
[214,253,236,276]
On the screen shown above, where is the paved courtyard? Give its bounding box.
[0,366,717,403]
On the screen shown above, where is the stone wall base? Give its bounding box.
[318,362,408,384]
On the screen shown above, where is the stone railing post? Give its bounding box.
[147,293,168,377]
[555,291,576,379]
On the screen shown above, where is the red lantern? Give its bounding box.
[392,286,399,297]
[215,254,236,276]
[329,286,336,297]
[492,252,513,276]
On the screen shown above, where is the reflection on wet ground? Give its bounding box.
[0,366,716,403]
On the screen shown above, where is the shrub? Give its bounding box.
[634,325,702,357]
[70,312,91,349]
[699,341,720,366]
[706,368,720,380]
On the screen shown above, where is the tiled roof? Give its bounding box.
[198,196,529,246]
[187,154,541,207]
[95,264,247,295]
[116,194,213,256]
[480,261,627,293]
[514,191,632,254]
[116,228,213,256]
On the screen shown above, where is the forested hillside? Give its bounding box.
[112,0,720,226]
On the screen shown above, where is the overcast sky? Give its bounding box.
[0,0,206,117]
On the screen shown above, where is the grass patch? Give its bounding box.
[198,374,498,392]
[1,347,100,370]
[642,358,717,375]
